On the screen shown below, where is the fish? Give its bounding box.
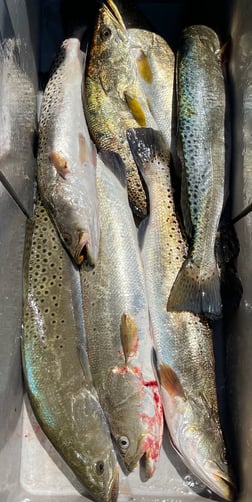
[128,28,175,154]
[126,127,236,501]
[21,194,119,502]
[83,0,159,218]
[167,25,227,318]
[37,37,100,267]
[80,151,163,478]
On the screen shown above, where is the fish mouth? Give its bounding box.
[75,232,95,268]
[204,461,236,501]
[182,457,236,502]
[123,433,152,474]
[108,467,119,502]
[103,0,127,32]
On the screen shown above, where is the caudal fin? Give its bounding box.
[167,257,222,319]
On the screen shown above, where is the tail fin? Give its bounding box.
[167,257,222,319]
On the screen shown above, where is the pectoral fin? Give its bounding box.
[49,151,70,179]
[159,363,185,399]
[120,313,139,365]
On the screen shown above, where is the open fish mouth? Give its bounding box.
[75,232,95,268]
[103,0,127,31]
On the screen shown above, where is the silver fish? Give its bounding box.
[80,152,163,478]
[128,27,175,153]
[167,25,227,318]
[37,37,99,266]
[21,194,119,502]
[127,127,235,502]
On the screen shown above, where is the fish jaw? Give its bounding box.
[160,384,235,501]
[105,365,163,477]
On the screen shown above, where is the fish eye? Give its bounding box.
[118,436,130,452]
[100,26,112,42]
[95,460,105,475]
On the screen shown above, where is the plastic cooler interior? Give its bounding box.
[0,0,251,501]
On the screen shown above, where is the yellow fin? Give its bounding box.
[136,52,153,83]
[120,313,139,364]
[125,94,146,127]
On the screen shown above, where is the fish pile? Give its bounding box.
[21,1,240,501]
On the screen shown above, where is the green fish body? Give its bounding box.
[22,195,119,502]
[167,25,227,318]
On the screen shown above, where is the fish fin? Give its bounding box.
[124,92,146,126]
[126,127,168,173]
[167,257,222,319]
[98,149,127,188]
[159,363,185,399]
[136,51,153,83]
[120,313,139,365]
[48,151,70,179]
[137,215,149,250]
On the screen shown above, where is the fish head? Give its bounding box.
[66,393,119,502]
[47,177,100,268]
[86,0,133,95]
[182,25,221,59]
[105,365,163,477]
[159,364,235,501]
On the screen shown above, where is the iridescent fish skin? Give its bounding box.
[84,0,159,218]
[22,195,119,502]
[80,152,163,478]
[167,25,227,318]
[127,127,235,502]
[37,37,100,267]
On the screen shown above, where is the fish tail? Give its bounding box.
[167,257,222,318]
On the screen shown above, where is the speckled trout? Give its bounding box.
[167,25,227,318]
[84,0,159,218]
[21,194,119,502]
[37,37,99,266]
[80,152,163,477]
[127,127,235,501]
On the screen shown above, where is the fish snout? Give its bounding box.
[204,460,236,501]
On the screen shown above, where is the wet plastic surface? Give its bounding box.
[0,0,251,501]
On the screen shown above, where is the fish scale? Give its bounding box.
[37,37,100,267]
[167,25,227,318]
[21,194,119,502]
[84,0,160,219]
[80,153,163,478]
[126,127,235,502]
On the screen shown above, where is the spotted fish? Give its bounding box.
[37,37,99,266]
[80,151,163,478]
[84,0,159,218]
[167,25,227,318]
[21,194,119,502]
[127,127,235,501]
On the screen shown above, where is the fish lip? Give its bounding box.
[103,0,127,32]
[108,467,119,502]
[183,457,236,501]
